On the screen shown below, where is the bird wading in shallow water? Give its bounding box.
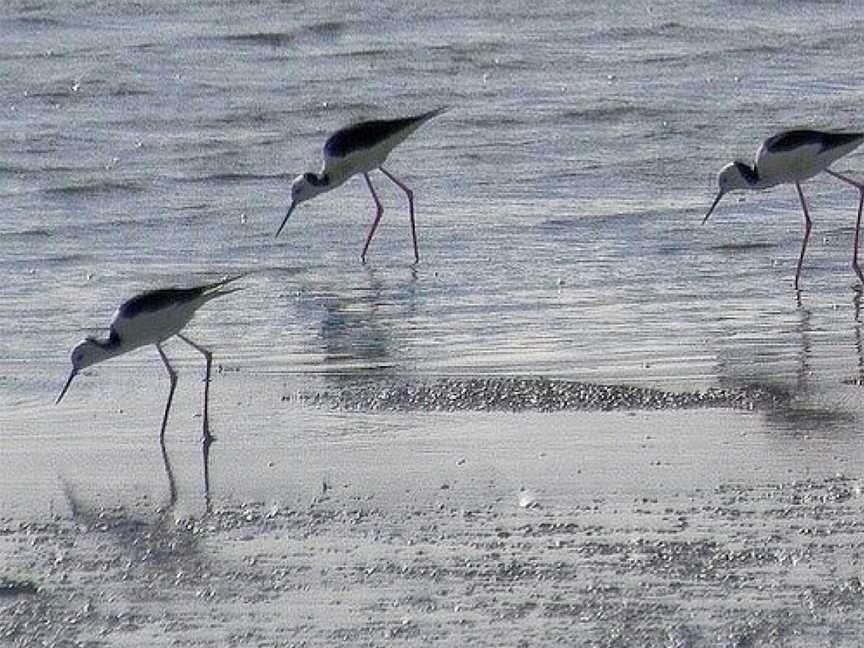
[275,107,447,263]
[55,276,244,443]
[703,129,864,291]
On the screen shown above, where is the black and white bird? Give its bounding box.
[703,129,864,290]
[275,108,447,263]
[55,276,244,442]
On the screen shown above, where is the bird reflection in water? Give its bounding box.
[313,266,420,392]
[158,433,213,511]
[846,292,864,387]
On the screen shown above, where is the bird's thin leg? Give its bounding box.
[794,182,813,292]
[826,169,864,188]
[825,169,864,286]
[361,173,384,263]
[379,166,419,263]
[155,343,178,444]
[177,333,213,443]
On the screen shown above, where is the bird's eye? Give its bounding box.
[303,172,316,183]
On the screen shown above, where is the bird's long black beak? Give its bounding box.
[55,370,77,405]
[275,202,296,238]
[702,192,724,224]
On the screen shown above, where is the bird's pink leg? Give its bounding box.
[178,333,213,443]
[361,173,384,263]
[155,343,178,444]
[825,170,864,286]
[794,182,813,292]
[379,167,419,263]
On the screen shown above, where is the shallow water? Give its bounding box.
[1,0,864,511]
[1,1,864,463]
[7,3,864,644]
[4,1,864,408]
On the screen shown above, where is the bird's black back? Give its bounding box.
[118,286,204,319]
[324,113,431,158]
[765,130,864,154]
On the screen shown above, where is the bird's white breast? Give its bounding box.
[110,301,198,349]
[755,139,862,185]
[323,133,404,180]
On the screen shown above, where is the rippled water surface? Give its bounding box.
[8,3,864,644]
[5,2,864,473]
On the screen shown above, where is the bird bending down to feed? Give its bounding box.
[275,107,447,263]
[55,275,244,442]
[703,129,864,290]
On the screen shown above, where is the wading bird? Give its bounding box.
[703,129,864,290]
[56,276,243,442]
[276,108,446,263]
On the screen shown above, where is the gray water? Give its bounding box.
[9,3,864,644]
[5,3,864,452]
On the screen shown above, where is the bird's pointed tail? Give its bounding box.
[420,106,449,122]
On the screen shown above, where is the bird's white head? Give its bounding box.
[55,337,112,405]
[275,173,329,238]
[703,162,757,224]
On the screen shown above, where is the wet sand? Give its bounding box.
[4,383,864,646]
